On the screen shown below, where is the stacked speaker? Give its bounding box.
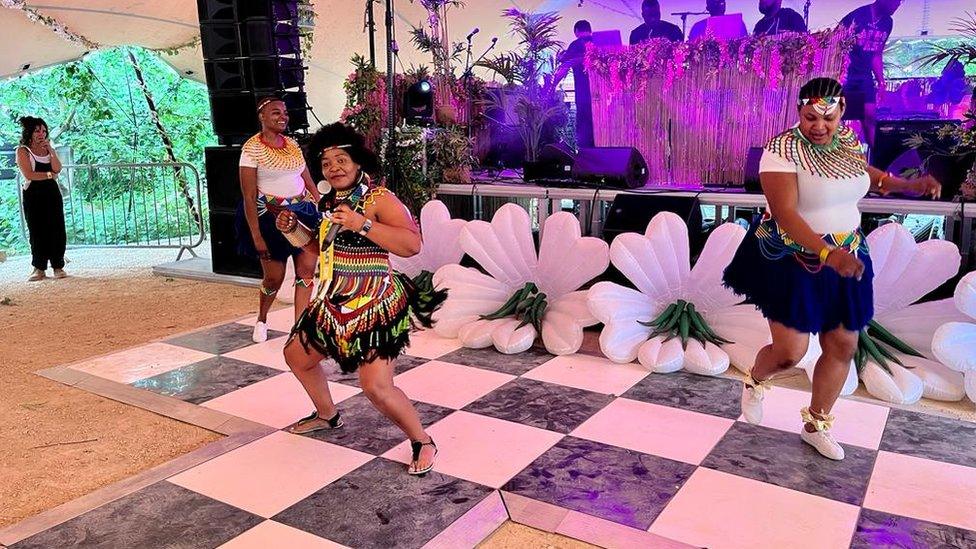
[198,0,308,142]
[198,0,309,277]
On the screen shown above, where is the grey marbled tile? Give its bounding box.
[131,356,282,405]
[880,408,976,469]
[462,378,613,434]
[302,394,453,455]
[9,481,261,549]
[436,345,555,376]
[167,323,286,355]
[622,370,741,419]
[273,458,494,549]
[851,508,976,548]
[502,436,696,530]
[701,422,876,506]
[331,355,430,387]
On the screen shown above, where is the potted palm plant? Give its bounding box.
[476,8,567,178]
[909,13,976,201]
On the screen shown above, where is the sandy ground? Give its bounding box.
[0,250,257,528]
[0,250,588,548]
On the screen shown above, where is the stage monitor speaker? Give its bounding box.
[200,22,242,59]
[524,143,576,182]
[210,210,262,278]
[244,19,300,57]
[197,0,236,22]
[205,146,244,211]
[873,119,959,172]
[743,146,763,193]
[572,147,648,189]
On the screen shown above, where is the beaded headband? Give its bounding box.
[319,144,353,158]
[256,97,282,112]
[798,96,843,116]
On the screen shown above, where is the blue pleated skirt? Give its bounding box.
[722,216,874,334]
[236,195,320,262]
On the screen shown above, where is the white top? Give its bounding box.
[17,145,52,190]
[238,136,307,198]
[759,149,870,234]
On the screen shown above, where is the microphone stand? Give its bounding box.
[364,0,377,69]
[385,0,397,189]
[672,11,708,38]
[462,38,497,142]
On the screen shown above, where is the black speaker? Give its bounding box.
[599,194,706,287]
[744,146,763,193]
[249,56,304,91]
[209,92,260,137]
[281,90,309,131]
[205,146,244,211]
[524,143,576,182]
[603,195,705,248]
[204,59,247,91]
[200,22,242,59]
[244,19,300,57]
[237,0,299,21]
[197,0,236,22]
[572,147,648,189]
[873,119,959,171]
[210,210,262,278]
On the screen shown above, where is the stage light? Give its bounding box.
[404,79,435,126]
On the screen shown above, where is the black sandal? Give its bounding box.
[287,410,343,434]
[408,437,437,476]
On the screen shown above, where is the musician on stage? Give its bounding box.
[689,0,747,40]
[553,20,596,147]
[838,0,903,149]
[753,0,807,36]
[629,0,683,45]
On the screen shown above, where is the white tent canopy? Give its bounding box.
[3,0,970,121]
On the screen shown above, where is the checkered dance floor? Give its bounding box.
[5,307,976,548]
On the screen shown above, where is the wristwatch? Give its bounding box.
[358,218,373,236]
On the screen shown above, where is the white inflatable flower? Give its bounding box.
[797,223,963,405]
[390,200,466,279]
[933,271,976,404]
[587,212,758,376]
[432,204,609,355]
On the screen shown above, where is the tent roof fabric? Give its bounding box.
[3,0,970,120]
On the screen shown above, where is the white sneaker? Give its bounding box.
[800,428,845,460]
[741,378,767,424]
[252,321,268,343]
[27,268,46,281]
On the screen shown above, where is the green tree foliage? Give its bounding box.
[0,46,216,254]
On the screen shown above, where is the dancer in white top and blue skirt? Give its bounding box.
[723,77,941,460]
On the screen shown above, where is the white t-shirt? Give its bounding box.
[759,150,870,234]
[239,135,307,198]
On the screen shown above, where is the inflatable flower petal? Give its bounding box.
[933,272,976,404]
[391,200,466,278]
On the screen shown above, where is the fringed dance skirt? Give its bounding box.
[723,215,874,334]
[291,233,447,372]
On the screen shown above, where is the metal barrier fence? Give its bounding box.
[15,162,207,260]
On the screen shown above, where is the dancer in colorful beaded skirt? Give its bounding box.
[276,123,446,475]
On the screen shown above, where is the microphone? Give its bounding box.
[466,28,479,40]
[491,37,498,44]
[323,212,344,247]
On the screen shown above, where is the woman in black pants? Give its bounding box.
[15,116,67,281]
